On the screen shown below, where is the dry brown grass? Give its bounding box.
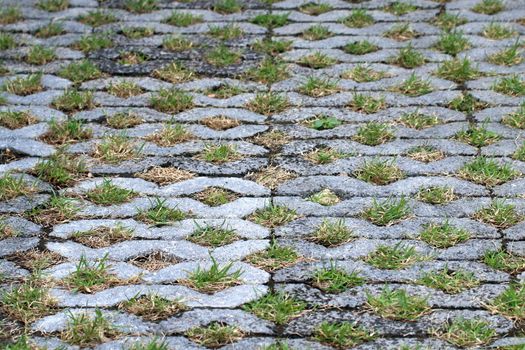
[178,278,241,293]
[144,125,194,147]
[118,294,188,321]
[200,116,240,130]
[128,251,178,271]
[407,146,445,163]
[135,166,195,185]
[0,149,18,164]
[193,187,239,207]
[246,166,297,190]
[8,249,65,271]
[71,225,134,248]
[251,130,290,151]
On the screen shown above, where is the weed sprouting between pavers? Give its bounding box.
[178,256,243,293]
[137,198,187,226]
[245,240,302,272]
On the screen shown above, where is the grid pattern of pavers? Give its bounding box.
[1,0,525,348]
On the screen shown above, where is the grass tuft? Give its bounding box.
[0,276,56,324]
[454,122,501,147]
[245,58,289,84]
[64,255,126,293]
[482,22,516,39]
[0,173,36,201]
[85,179,137,206]
[150,88,194,113]
[298,76,339,98]
[419,221,470,248]
[0,6,22,24]
[208,23,244,40]
[198,144,242,163]
[250,205,298,228]
[362,197,411,226]
[353,122,394,146]
[458,157,519,186]
[188,222,238,247]
[348,94,386,114]
[341,65,387,82]
[162,34,197,52]
[45,116,76,139]
[303,24,333,41]
[77,10,116,27]
[312,262,365,293]
[416,186,456,205]
[433,12,467,31]
[0,110,37,129]
[502,103,525,129]
[344,40,379,55]
[364,243,426,269]
[186,322,243,348]
[124,0,157,13]
[25,45,56,65]
[435,30,470,55]
[213,0,243,14]
[487,42,523,66]
[137,198,186,226]
[51,90,96,113]
[58,60,103,84]
[107,81,143,98]
[340,9,374,28]
[164,11,203,27]
[251,13,289,29]
[73,32,113,53]
[419,267,480,294]
[152,62,195,84]
[245,240,301,272]
[354,158,404,185]
[366,287,430,320]
[72,224,134,248]
[60,309,120,346]
[448,93,488,114]
[492,75,525,96]
[309,219,354,247]
[390,44,425,68]
[299,2,332,16]
[93,133,142,164]
[146,123,193,147]
[243,292,306,325]
[483,249,525,274]
[390,73,432,97]
[2,73,43,96]
[314,321,375,348]
[487,283,525,320]
[433,317,496,348]
[206,45,242,67]
[399,112,440,130]
[473,200,522,228]
[37,0,69,12]
[297,51,337,69]
[436,58,482,83]
[384,23,419,41]
[472,0,504,15]
[252,38,292,55]
[180,256,242,293]
[246,92,289,116]
[34,150,87,187]
[119,294,187,321]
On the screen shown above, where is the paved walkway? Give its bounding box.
[1,0,525,349]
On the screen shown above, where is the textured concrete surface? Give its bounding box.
[1,0,525,348]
